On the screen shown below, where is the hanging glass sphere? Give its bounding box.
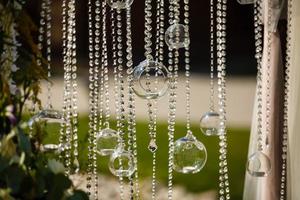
[96,128,120,156]
[165,23,190,49]
[40,143,65,154]
[247,151,271,177]
[199,111,221,136]
[173,132,207,174]
[131,59,170,99]
[106,0,133,9]
[109,148,135,177]
[28,109,64,126]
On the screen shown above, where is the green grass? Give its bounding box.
[43,117,250,199]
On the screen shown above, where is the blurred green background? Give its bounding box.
[43,117,250,200]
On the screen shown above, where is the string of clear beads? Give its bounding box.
[126,7,140,199]
[209,0,215,112]
[86,0,96,196]
[280,0,292,198]
[167,1,176,199]
[45,0,52,109]
[216,0,231,199]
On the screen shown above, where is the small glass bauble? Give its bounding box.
[40,143,65,154]
[132,59,170,99]
[173,132,207,174]
[165,23,190,49]
[247,151,271,177]
[96,128,120,156]
[106,0,133,9]
[199,111,221,136]
[109,148,135,177]
[28,109,64,126]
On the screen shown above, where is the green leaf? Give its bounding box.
[6,165,26,194]
[17,127,31,154]
[0,156,9,173]
[46,173,72,200]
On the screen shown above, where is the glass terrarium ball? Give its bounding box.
[28,109,64,126]
[199,111,221,136]
[247,151,271,177]
[96,128,120,156]
[132,59,169,99]
[109,149,135,177]
[173,135,207,174]
[165,23,190,49]
[106,0,133,9]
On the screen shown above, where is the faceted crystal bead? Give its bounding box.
[165,23,190,49]
[96,128,120,156]
[247,151,271,177]
[173,132,207,174]
[109,148,135,177]
[148,139,158,153]
[106,0,133,9]
[200,111,221,136]
[132,59,169,99]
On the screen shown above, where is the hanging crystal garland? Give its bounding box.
[29,0,66,154]
[107,1,136,185]
[60,0,79,175]
[246,0,271,178]
[215,0,231,199]
[126,5,140,198]
[171,0,207,175]
[279,0,292,198]
[96,1,120,158]
[199,0,221,136]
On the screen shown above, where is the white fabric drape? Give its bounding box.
[243,0,285,199]
[287,0,300,199]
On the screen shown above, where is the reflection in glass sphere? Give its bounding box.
[173,133,207,174]
[132,59,169,99]
[200,111,221,136]
[106,0,133,9]
[247,151,271,177]
[109,149,135,177]
[165,23,190,49]
[28,109,64,126]
[96,128,120,156]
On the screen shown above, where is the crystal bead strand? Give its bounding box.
[253,0,263,152]
[125,7,140,200]
[265,0,272,150]
[101,1,111,128]
[63,0,76,174]
[86,0,96,195]
[183,0,191,133]
[69,0,79,175]
[59,0,68,162]
[45,0,52,109]
[112,8,125,199]
[216,0,231,198]
[167,1,176,199]
[93,1,102,198]
[33,0,47,137]
[209,0,215,112]
[279,0,292,198]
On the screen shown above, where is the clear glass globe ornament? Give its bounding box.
[96,127,120,156]
[165,23,190,49]
[247,151,271,177]
[199,111,221,136]
[131,59,170,99]
[109,147,135,177]
[173,131,207,174]
[28,109,64,126]
[106,0,133,9]
[40,143,65,154]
